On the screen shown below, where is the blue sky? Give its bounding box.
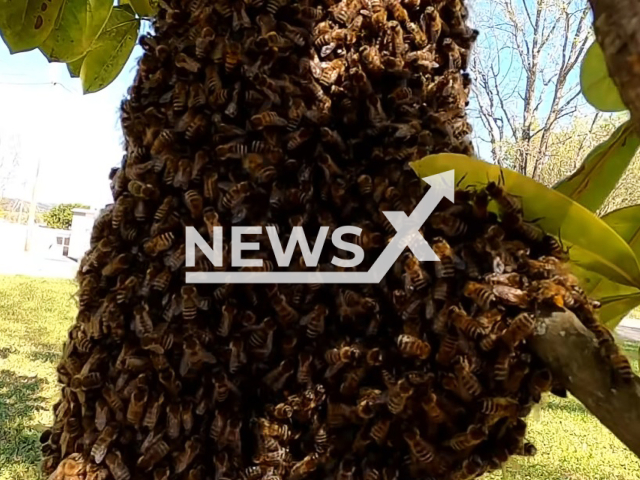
[0,42,142,207]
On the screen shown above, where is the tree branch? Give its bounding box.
[531,310,640,458]
[589,0,640,135]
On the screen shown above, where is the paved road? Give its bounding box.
[616,318,640,343]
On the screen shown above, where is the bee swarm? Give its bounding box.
[42,0,633,479]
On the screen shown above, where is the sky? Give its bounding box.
[0,42,142,208]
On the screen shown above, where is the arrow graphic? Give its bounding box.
[186,170,455,284]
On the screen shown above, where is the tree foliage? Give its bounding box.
[42,203,89,230]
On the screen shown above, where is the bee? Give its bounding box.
[300,304,328,338]
[388,0,409,23]
[463,281,495,310]
[543,234,570,260]
[158,368,181,397]
[386,378,413,414]
[529,368,553,400]
[183,190,203,219]
[264,359,295,390]
[320,58,347,86]
[90,424,117,464]
[436,331,458,366]
[126,385,148,426]
[270,291,299,324]
[224,41,242,73]
[501,312,536,348]
[430,212,467,237]
[174,438,201,474]
[172,82,188,112]
[404,428,435,465]
[421,393,447,424]
[447,425,487,451]
[142,393,164,430]
[494,349,512,382]
[610,353,634,382]
[229,337,247,374]
[493,285,530,308]
[487,175,522,214]
[448,305,486,339]
[105,450,130,480]
[454,357,482,398]
[422,6,442,42]
[258,417,292,441]
[268,402,294,420]
[138,440,170,471]
[144,232,174,256]
[432,237,457,278]
[402,254,430,291]
[251,111,288,129]
[396,334,431,360]
[337,458,356,480]
[221,181,250,210]
[406,22,428,48]
[290,452,321,478]
[442,37,463,70]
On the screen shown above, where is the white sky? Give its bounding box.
[0,42,142,209]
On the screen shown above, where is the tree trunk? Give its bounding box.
[589,0,640,133]
[531,310,640,458]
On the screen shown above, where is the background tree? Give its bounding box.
[0,134,20,200]
[469,0,593,179]
[42,203,89,230]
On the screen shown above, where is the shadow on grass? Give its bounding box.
[0,369,49,469]
[542,397,588,416]
[0,347,15,359]
[29,351,61,364]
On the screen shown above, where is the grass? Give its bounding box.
[0,275,639,479]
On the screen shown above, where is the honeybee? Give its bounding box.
[436,332,458,366]
[174,438,201,474]
[463,281,495,310]
[494,349,511,382]
[300,304,328,338]
[91,424,117,464]
[454,357,482,398]
[487,175,522,214]
[126,385,148,426]
[388,0,409,23]
[270,291,299,324]
[137,439,170,471]
[105,450,130,480]
[264,359,295,390]
[431,237,457,278]
[290,452,321,478]
[396,334,431,359]
[528,368,553,400]
[448,305,487,339]
[501,312,536,348]
[493,285,530,308]
[610,353,634,382]
[407,22,428,48]
[421,392,447,424]
[320,58,346,86]
[386,378,413,414]
[447,424,487,451]
[251,111,288,129]
[403,428,435,465]
[144,232,174,256]
[224,41,242,73]
[142,393,164,430]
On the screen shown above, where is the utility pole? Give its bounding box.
[24,156,42,252]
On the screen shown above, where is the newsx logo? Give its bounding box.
[185,170,454,284]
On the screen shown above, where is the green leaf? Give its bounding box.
[553,121,640,212]
[67,54,84,77]
[410,154,640,290]
[581,41,627,112]
[602,204,640,250]
[587,205,640,298]
[40,0,113,62]
[80,6,139,93]
[0,0,65,52]
[598,292,640,328]
[120,0,157,17]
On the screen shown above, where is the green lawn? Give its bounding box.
[0,275,638,479]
